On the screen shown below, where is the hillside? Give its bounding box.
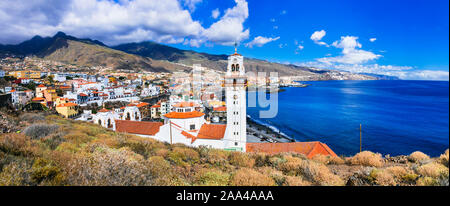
[0,111,448,186]
[113,42,349,78]
[0,32,189,73]
[1,32,378,79]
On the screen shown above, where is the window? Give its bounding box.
[235,142,238,146]
[190,124,195,130]
[236,64,239,72]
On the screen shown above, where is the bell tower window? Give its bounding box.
[236,64,239,72]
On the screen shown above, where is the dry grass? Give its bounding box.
[283,175,311,186]
[299,160,344,186]
[416,177,438,186]
[408,151,430,163]
[370,169,396,186]
[416,162,448,178]
[350,151,383,167]
[439,149,449,166]
[328,156,345,165]
[231,168,275,186]
[228,152,255,168]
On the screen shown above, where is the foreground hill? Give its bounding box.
[0,111,448,186]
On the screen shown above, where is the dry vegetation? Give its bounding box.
[0,112,448,186]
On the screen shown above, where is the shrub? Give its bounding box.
[408,151,430,163]
[299,160,344,186]
[416,162,448,178]
[31,158,65,185]
[64,147,153,186]
[20,113,45,122]
[386,166,410,178]
[168,147,200,166]
[41,132,65,150]
[278,155,303,175]
[0,133,30,156]
[328,156,345,165]
[350,151,383,167]
[195,168,230,186]
[0,160,33,186]
[203,149,229,166]
[283,175,311,186]
[417,176,438,186]
[231,168,275,186]
[257,166,284,185]
[370,169,396,186]
[439,149,449,166]
[312,155,330,164]
[229,152,255,168]
[23,124,59,140]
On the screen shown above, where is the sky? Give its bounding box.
[0,0,448,80]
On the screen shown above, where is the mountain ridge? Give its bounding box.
[0,32,383,79]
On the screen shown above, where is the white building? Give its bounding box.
[112,48,247,152]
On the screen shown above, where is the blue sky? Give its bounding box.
[0,0,448,80]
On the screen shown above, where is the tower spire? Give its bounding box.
[234,42,237,54]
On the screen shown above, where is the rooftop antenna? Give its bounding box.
[234,42,238,54]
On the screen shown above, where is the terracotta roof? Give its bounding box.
[115,120,163,136]
[197,124,226,140]
[127,103,137,107]
[164,111,204,119]
[9,89,16,93]
[37,84,46,88]
[213,106,227,112]
[173,102,199,108]
[137,102,150,107]
[32,97,45,101]
[151,104,161,108]
[79,93,88,96]
[98,108,110,113]
[56,102,78,107]
[246,142,337,158]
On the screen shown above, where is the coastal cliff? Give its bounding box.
[0,112,448,186]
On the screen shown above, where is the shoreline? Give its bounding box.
[246,116,296,143]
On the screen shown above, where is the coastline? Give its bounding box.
[246,115,296,143]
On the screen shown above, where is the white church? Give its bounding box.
[92,48,248,152]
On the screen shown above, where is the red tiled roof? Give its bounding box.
[197,124,226,140]
[56,102,78,107]
[164,111,204,119]
[151,104,161,108]
[115,120,163,136]
[246,142,337,158]
[37,84,46,88]
[79,93,88,96]
[213,106,227,112]
[137,102,150,107]
[98,108,110,113]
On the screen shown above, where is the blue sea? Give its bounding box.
[247,80,449,157]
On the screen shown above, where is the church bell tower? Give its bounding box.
[223,44,247,152]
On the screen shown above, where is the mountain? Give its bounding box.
[0,32,189,73]
[112,42,323,77]
[1,32,378,79]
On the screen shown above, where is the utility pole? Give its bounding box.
[360,124,362,153]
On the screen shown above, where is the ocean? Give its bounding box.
[247,80,449,157]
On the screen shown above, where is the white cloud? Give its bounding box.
[211,8,220,19]
[318,36,381,64]
[294,44,304,54]
[310,30,328,46]
[0,0,250,46]
[273,26,278,30]
[369,38,376,42]
[270,18,276,22]
[202,0,250,45]
[183,0,203,12]
[298,45,304,50]
[245,36,280,48]
[280,10,287,15]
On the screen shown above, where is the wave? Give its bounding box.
[247,114,293,140]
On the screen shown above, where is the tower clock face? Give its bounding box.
[233,94,238,99]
